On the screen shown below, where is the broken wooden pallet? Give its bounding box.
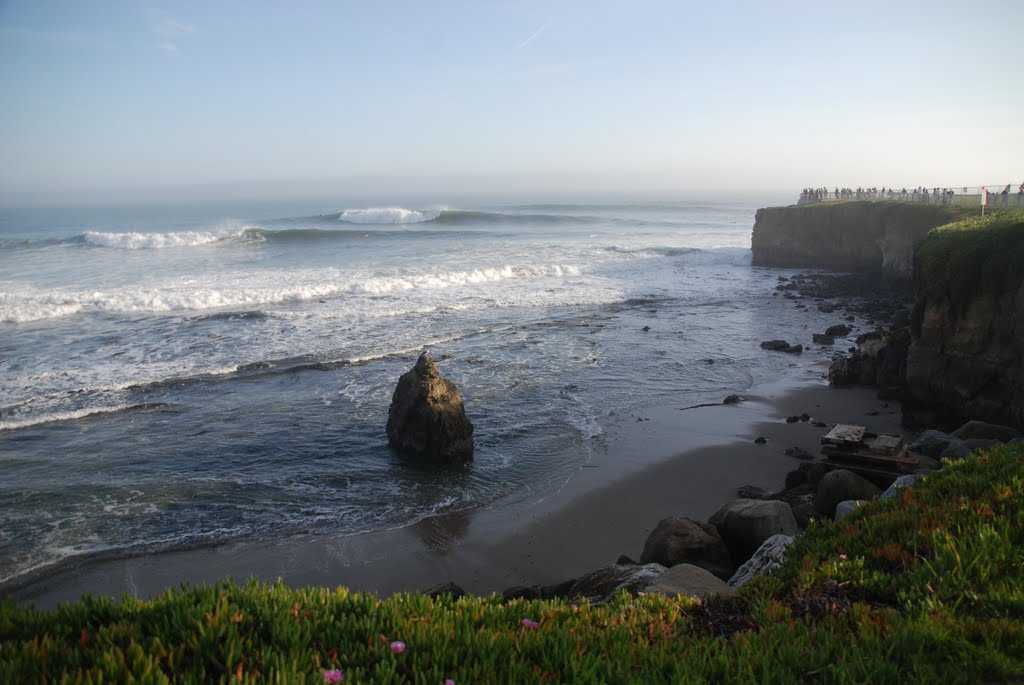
[822,423,867,447]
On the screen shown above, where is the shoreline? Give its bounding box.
[8,367,907,611]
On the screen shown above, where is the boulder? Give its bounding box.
[908,430,958,458]
[812,334,835,345]
[790,502,822,529]
[939,439,972,461]
[708,499,798,565]
[951,420,1022,443]
[834,499,865,522]
[826,324,852,337]
[567,563,667,604]
[386,352,474,463]
[815,469,881,516]
[638,517,734,579]
[760,340,802,354]
[880,474,921,499]
[728,534,795,587]
[646,564,737,599]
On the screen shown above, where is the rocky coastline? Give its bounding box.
[415,268,1020,606]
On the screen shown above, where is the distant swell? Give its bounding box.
[335,207,594,227]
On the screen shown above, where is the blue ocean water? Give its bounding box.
[0,192,824,590]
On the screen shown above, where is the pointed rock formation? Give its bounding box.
[386,352,474,464]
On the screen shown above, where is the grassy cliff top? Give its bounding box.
[2,444,1023,683]
[763,200,971,224]
[912,210,1024,332]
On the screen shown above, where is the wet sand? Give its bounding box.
[9,369,906,610]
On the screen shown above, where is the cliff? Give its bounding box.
[751,201,958,280]
[907,211,1024,429]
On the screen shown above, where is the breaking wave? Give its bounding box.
[82,228,248,250]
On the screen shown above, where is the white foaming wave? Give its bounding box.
[348,265,580,295]
[338,207,440,224]
[0,404,138,432]
[0,264,583,322]
[83,226,247,250]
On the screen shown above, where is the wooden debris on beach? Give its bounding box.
[820,423,918,478]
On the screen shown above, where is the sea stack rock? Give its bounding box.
[386,352,474,464]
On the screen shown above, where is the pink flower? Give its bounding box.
[323,669,343,683]
[521,618,539,629]
[445,681,456,685]
[390,640,406,654]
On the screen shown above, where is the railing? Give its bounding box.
[797,185,1024,209]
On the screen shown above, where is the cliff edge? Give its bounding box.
[907,211,1024,429]
[751,201,958,280]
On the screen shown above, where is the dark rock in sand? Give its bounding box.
[826,324,852,337]
[425,581,466,600]
[812,334,835,345]
[386,352,474,464]
[815,469,881,517]
[754,436,768,444]
[784,446,814,460]
[951,420,1022,443]
[641,325,651,332]
[761,340,791,351]
[785,415,800,424]
[784,469,807,489]
[828,327,910,389]
[723,394,742,405]
[812,421,829,428]
[709,499,799,565]
[616,554,637,565]
[501,585,541,601]
[737,485,768,499]
[639,516,734,579]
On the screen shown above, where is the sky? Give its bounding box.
[1,0,1022,202]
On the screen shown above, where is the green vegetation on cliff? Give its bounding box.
[3,445,1023,683]
[911,210,1024,334]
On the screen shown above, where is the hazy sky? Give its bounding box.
[1,0,1021,201]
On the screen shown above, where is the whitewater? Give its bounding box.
[0,193,839,591]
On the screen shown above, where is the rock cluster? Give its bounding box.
[386,353,474,464]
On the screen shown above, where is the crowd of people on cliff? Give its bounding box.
[799,183,1024,207]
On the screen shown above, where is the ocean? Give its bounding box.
[1,191,836,592]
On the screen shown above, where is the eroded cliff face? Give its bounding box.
[907,282,1024,430]
[751,202,955,280]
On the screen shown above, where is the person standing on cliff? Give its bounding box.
[1001,184,1010,207]
[1017,182,1023,208]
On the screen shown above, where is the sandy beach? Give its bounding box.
[10,363,907,611]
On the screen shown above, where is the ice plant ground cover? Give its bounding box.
[1,443,1023,683]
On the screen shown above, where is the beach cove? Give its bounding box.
[2,194,914,609]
